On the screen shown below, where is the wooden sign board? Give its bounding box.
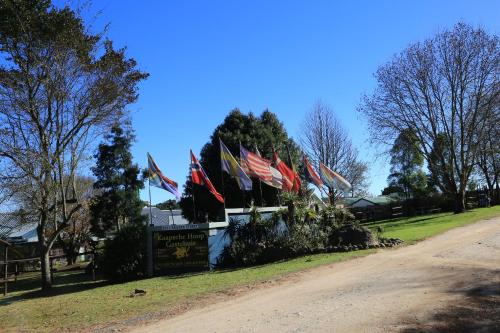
[153,229,209,272]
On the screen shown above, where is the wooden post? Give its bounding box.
[3,246,7,296]
[49,258,53,285]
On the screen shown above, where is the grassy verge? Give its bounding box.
[2,206,500,332]
[367,205,500,243]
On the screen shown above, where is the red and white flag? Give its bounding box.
[190,150,224,203]
[240,144,273,182]
[273,150,297,192]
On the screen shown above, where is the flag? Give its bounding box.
[303,154,323,189]
[273,150,297,192]
[319,163,352,192]
[190,150,224,203]
[220,139,252,191]
[240,144,273,182]
[147,153,181,200]
[285,145,302,192]
[265,165,284,189]
[253,147,283,189]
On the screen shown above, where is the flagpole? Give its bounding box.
[237,139,246,209]
[218,137,227,214]
[148,178,153,226]
[191,184,197,223]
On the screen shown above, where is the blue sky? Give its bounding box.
[81,0,499,204]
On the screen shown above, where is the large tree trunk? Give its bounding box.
[454,190,466,213]
[40,244,52,290]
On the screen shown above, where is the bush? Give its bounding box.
[217,204,377,268]
[100,223,146,281]
[329,222,376,247]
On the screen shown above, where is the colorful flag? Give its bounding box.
[303,154,323,189]
[147,153,181,200]
[286,145,302,192]
[190,150,224,203]
[240,144,273,182]
[220,139,252,191]
[265,165,284,189]
[255,147,283,189]
[319,163,352,192]
[273,150,297,192]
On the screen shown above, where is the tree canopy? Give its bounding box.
[386,128,428,200]
[90,124,145,237]
[0,0,147,289]
[180,109,301,222]
[359,23,499,212]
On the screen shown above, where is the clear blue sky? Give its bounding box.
[80,0,499,204]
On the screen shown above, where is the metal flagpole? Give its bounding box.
[254,144,264,207]
[191,184,197,223]
[218,137,227,216]
[190,150,197,223]
[148,178,153,226]
[237,139,247,208]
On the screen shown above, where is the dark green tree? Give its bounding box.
[90,124,145,236]
[180,109,301,222]
[386,129,427,200]
[156,199,179,211]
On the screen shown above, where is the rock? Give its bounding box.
[129,289,147,297]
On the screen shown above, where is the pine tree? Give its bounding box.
[90,124,145,236]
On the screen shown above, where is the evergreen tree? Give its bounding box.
[90,124,145,236]
[180,109,301,222]
[386,128,427,200]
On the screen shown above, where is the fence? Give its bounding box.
[1,251,96,296]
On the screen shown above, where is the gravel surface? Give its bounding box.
[130,216,500,333]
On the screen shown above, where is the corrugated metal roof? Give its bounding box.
[0,213,38,243]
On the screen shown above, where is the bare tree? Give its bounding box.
[0,1,147,289]
[476,100,500,204]
[359,23,499,212]
[58,175,94,265]
[300,101,369,200]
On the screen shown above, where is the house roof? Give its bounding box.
[0,213,38,243]
[343,195,399,207]
[141,207,189,226]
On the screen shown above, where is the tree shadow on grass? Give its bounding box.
[0,270,108,306]
[362,215,445,228]
[401,277,500,332]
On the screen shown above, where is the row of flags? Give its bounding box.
[147,140,352,204]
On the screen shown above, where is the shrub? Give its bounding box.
[329,221,375,247]
[100,223,146,281]
[218,204,376,268]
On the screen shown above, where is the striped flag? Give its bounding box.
[190,150,224,203]
[303,154,323,189]
[255,147,283,189]
[319,163,351,192]
[147,153,181,200]
[220,139,252,191]
[240,144,272,182]
[285,145,301,193]
[273,150,296,192]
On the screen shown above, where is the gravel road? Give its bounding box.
[130,216,500,333]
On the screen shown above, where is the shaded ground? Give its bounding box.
[131,216,500,333]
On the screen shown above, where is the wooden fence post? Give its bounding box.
[3,246,7,296]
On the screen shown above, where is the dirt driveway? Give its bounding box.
[131,216,500,333]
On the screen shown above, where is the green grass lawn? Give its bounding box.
[366,205,500,243]
[2,206,500,332]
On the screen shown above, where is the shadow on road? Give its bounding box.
[401,273,500,333]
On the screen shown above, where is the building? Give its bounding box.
[342,196,399,208]
[141,206,190,226]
